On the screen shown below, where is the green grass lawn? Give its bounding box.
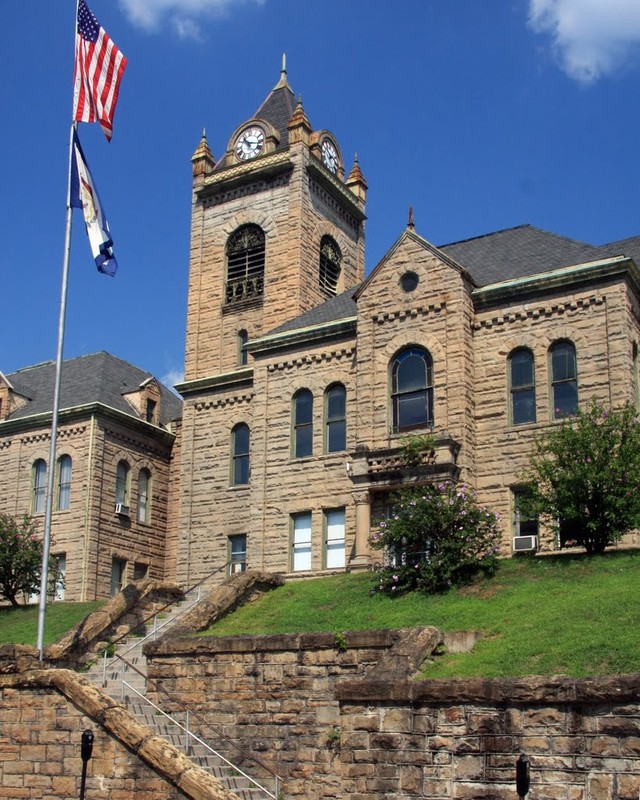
[0,601,103,648]
[205,550,640,678]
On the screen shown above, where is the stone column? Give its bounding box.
[349,491,372,571]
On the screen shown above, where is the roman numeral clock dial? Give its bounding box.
[235,127,265,161]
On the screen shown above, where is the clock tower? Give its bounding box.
[183,59,367,382]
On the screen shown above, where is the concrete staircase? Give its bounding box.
[85,586,280,800]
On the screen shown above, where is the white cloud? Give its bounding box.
[528,0,640,83]
[118,0,264,39]
[160,368,184,394]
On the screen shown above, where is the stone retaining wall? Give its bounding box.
[0,670,240,800]
[146,628,640,799]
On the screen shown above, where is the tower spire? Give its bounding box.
[274,53,290,89]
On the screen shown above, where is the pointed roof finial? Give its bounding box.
[274,53,290,90]
[408,205,415,230]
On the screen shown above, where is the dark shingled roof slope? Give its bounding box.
[253,78,296,151]
[258,225,640,339]
[439,224,600,286]
[5,352,182,425]
[263,286,359,338]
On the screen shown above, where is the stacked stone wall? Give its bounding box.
[146,629,640,799]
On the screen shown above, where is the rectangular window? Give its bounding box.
[228,534,247,575]
[57,456,72,511]
[53,553,66,601]
[110,557,127,596]
[145,399,157,423]
[291,512,312,572]
[324,508,346,569]
[512,490,538,538]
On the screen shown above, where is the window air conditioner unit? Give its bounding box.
[512,535,538,553]
[230,561,246,574]
[114,503,130,517]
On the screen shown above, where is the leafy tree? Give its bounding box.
[522,400,640,554]
[370,483,501,595]
[0,513,54,607]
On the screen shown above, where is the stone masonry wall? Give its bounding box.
[146,628,640,800]
[0,669,239,800]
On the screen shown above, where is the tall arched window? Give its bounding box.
[550,340,578,418]
[509,348,536,425]
[231,423,250,485]
[293,389,313,458]
[325,384,346,453]
[319,235,341,297]
[225,224,265,304]
[32,459,47,514]
[57,455,72,511]
[115,460,131,507]
[138,468,152,523]
[391,347,434,432]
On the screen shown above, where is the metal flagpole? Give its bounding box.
[36,0,80,660]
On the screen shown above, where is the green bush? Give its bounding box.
[523,400,640,553]
[370,483,501,595]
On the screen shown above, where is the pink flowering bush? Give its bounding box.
[370,483,501,596]
[0,513,56,606]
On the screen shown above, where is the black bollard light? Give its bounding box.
[79,729,94,800]
[516,753,530,798]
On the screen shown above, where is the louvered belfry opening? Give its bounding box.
[225,224,265,304]
[319,235,341,296]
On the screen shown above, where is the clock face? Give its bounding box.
[321,139,339,173]
[235,127,265,161]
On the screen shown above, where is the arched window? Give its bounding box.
[325,384,346,453]
[225,224,265,304]
[319,235,341,297]
[293,389,313,458]
[231,423,250,485]
[32,459,47,514]
[391,347,434,432]
[115,460,131,507]
[550,341,578,418]
[237,329,248,366]
[57,455,72,511]
[138,468,152,523]
[509,348,536,425]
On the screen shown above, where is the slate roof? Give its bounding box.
[5,352,182,425]
[261,225,640,339]
[253,78,296,151]
[439,224,600,286]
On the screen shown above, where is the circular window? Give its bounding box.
[400,271,419,292]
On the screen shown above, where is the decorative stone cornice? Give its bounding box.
[372,302,446,324]
[266,346,356,373]
[473,295,603,331]
[197,151,293,200]
[177,367,254,397]
[472,254,638,308]
[308,166,366,226]
[194,392,254,412]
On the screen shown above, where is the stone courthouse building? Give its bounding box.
[0,353,182,600]
[2,64,640,598]
[173,64,640,587]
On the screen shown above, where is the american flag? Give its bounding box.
[73,0,127,141]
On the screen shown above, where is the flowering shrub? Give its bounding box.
[0,513,56,606]
[370,483,501,595]
[522,400,640,553]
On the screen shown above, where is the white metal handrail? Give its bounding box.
[122,680,279,799]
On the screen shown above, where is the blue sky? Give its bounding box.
[2,0,640,387]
